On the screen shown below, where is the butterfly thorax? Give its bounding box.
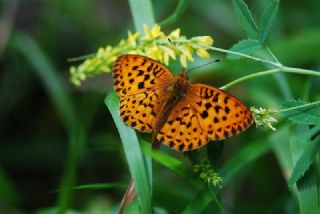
[152,70,189,144]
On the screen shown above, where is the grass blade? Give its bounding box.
[73,182,128,190]
[128,0,155,32]
[105,91,152,214]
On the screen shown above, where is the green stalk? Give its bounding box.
[220,67,320,90]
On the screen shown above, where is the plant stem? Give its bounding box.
[201,44,282,67]
[208,188,227,214]
[264,45,281,65]
[220,67,320,90]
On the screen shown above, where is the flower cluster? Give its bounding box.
[250,107,277,131]
[70,24,214,86]
[193,160,222,187]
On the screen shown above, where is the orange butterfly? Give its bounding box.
[113,54,254,151]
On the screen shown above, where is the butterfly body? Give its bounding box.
[113,54,254,152]
[152,70,189,145]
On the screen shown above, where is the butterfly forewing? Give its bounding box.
[113,54,173,132]
[113,54,173,96]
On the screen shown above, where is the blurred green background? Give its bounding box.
[1,0,320,213]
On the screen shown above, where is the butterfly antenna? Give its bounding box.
[187,59,220,73]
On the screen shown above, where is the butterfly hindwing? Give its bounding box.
[157,84,253,151]
[156,97,207,152]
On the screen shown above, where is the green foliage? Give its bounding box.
[232,0,259,38]
[259,0,279,42]
[227,39,262,59]
[282,100,320,125]
[288,135,320,188]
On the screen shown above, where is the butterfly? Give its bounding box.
[112,54,254,152]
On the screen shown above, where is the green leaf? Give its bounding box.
[259,0,279,42]
[288,135,320,187]
[282,100,320,125]
[105,91,152,214]
[232,0,259,38]
[227,39,262,59]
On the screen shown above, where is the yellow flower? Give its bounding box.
[192,36,214,46]
[70,23,216,86]
[196,48,210,59]
[151,24,164,38]
[181,46,194,61]
[168,28,180,39]
[163,52,169,65]
[143,24,164,40]
[180,54,187,67]
[97,48,105,58]
[118,39,126,46]
[161,46,176,60]
[128,31,140,46]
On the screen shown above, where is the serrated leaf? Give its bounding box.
[282,100,320,125]
[288,136,320,187]
[259,0,279,42]
[232,0,259,38]
[227,39,262,59]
